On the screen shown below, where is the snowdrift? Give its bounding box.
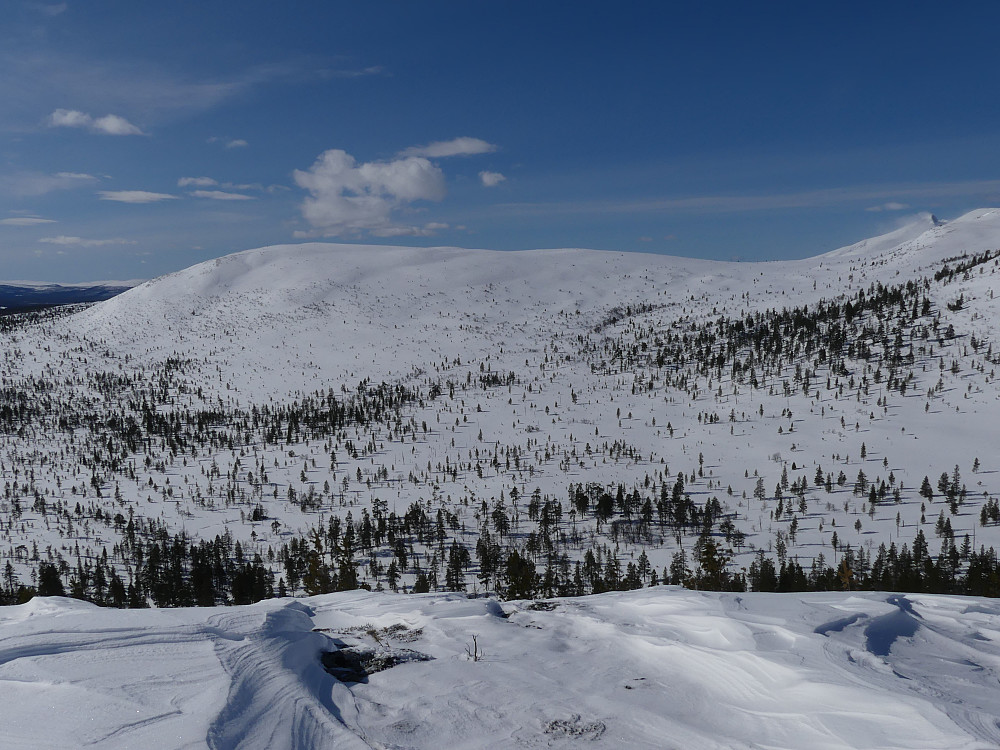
[2,588,999,749]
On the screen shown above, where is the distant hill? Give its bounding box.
[0,281,136,312]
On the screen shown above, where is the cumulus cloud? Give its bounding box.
[479,170,506,187]
[190,189,254,201]
[401,137,497,158]
[48,108,91,128]
[293,148,446,236]
[226,139,248,149]
[865,202,910,212]
[178,176,218,187]
[0,216,57,226]
[39,235,136,247]
[47,108,144,135]
[98,190,178,203]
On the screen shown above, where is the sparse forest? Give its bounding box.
[3,226,1000,608]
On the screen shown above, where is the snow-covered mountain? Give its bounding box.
[2,209,1000,748]
[61,210,984,402]
[4,208,1000,588]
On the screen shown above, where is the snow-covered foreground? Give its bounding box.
[2,588,999,749]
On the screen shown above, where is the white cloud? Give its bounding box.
[0,171,96,197]
[27,3,67,16]
[47,108,144,135]
[865,202,910,212]
[207,137,249,149]
[98,190,178,203]
[190,189,254,201]
[401,137,497,158]
[2,53,296,135]
[48,108,91,128]
[0,216,56,226]
[371,222,449,237]
[178,176,218,187]
[293,148,446,236]
[39,235,136,247]
[91,114,144,135]
[479,170,506,187]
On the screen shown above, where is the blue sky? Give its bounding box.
[2,1,1000,282]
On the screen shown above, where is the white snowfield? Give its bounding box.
[17,206,997,581]
[1,588,999,750]
[63,209,995,403]
[4,211,1000,749]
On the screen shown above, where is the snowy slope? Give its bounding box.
[3,211,1000,749]
[1,588,999,750]
[54,209,999,403]
[62,241,725,402]
[3,209,1000,596]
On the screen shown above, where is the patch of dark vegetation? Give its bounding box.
[544,714,606,739]
[321,645,432,683]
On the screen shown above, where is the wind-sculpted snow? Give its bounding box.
[2,588,1000,749]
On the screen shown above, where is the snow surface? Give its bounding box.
[5,208,998,585]
[4,210,1000,748]
[2,588,999,749]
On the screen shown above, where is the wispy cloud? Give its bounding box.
[179,176,266,200]
[495,180,1000,217]
[178,176,218,187]
[0,216,57,226]
[98,190,178,203]
[39,235,136,247]
[370,222,448,237]
[26,2,67,16]
[1,52,291,132]
[293,148,446,236]
[206,136,249,149]
[865,202,910,212]
[400,137,497,159]
[319,65,385,79]
[0,170,96,197]
[47,108,144,135]
[190,189,254,201]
